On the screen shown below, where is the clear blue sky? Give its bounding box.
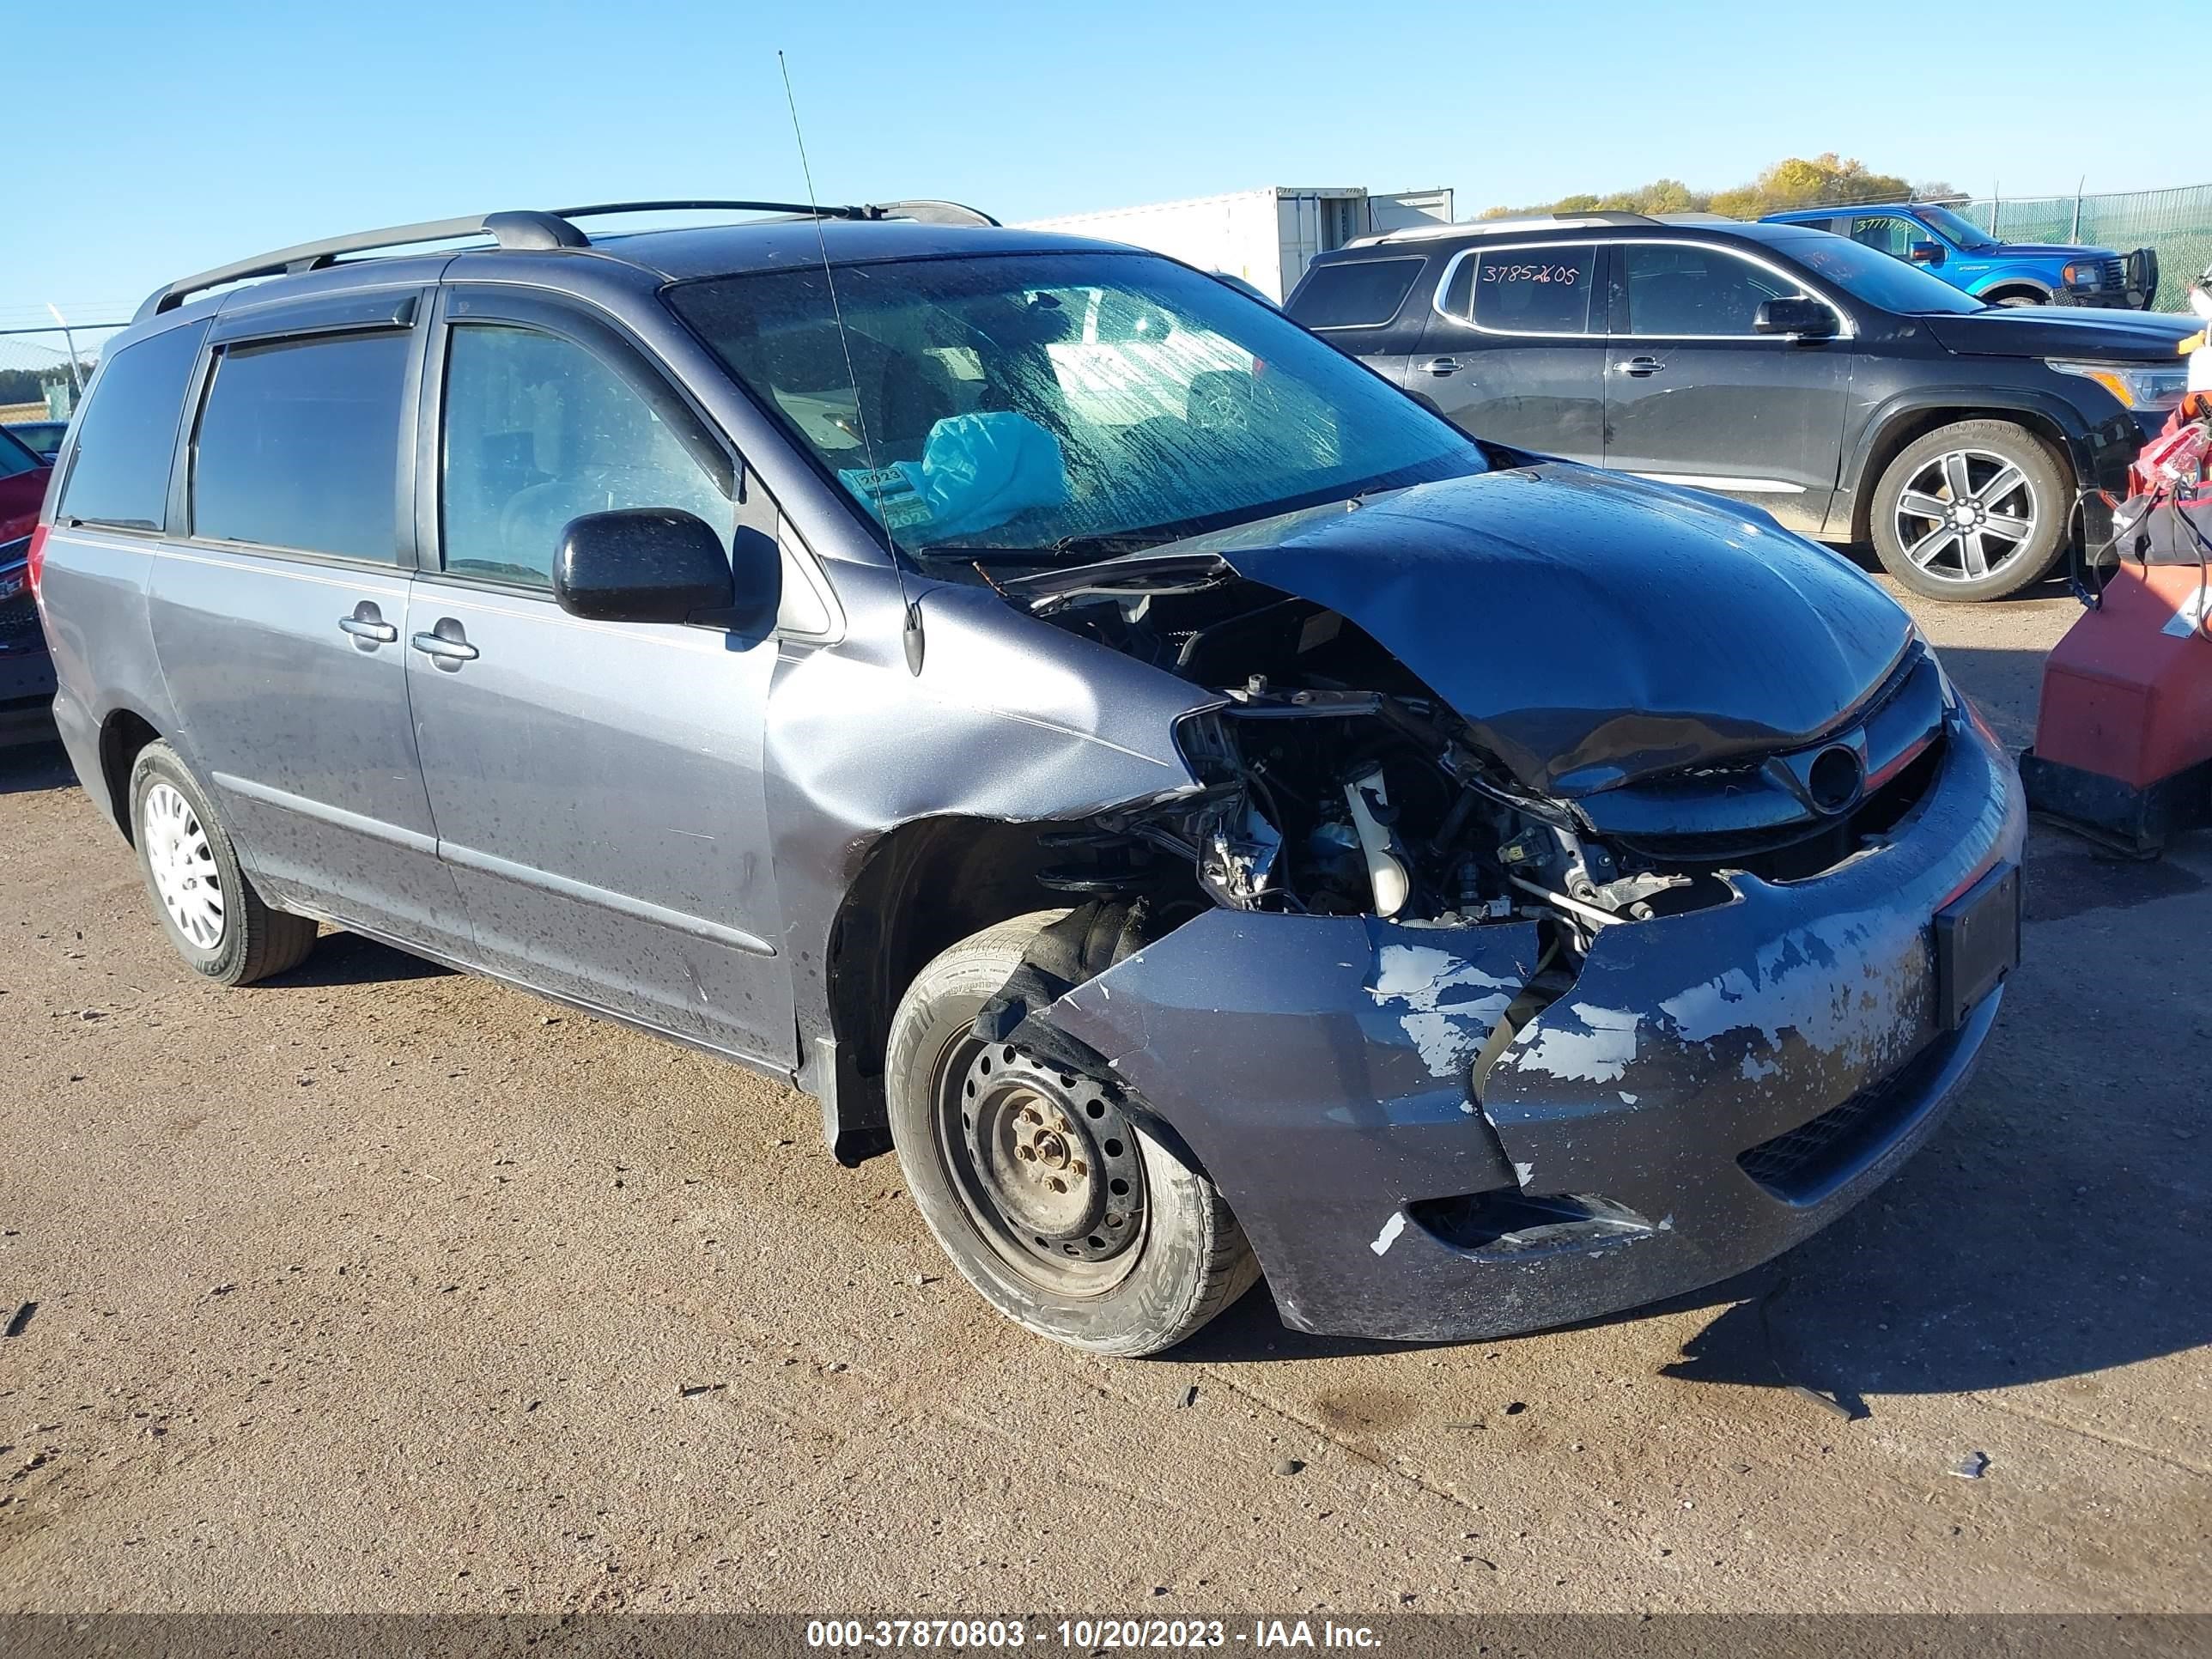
[4,0,2190,330]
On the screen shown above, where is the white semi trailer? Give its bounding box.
[1018,186,1454,303]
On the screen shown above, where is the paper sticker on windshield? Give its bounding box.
[838,464,936,532]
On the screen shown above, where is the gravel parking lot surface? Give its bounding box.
[2,572,2207,1614]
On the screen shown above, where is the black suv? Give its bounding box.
[1287,212,2195,600]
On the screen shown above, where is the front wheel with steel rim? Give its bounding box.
[129,741,318,986]
[1869,418,2071,601]
[885,911,1260,1356]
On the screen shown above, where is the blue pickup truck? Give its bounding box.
[1762,203,2158,310]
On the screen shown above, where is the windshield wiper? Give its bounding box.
[911,529,1189,566]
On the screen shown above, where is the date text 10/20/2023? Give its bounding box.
[805,1620,1382,1650]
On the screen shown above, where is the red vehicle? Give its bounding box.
[0,423,57,740]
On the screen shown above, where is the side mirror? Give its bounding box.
[554,509,780,631]
[1753,297,1838,339]
[1908,240,1946,266]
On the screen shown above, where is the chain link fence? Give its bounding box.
[0,322,130,425]
[1947,184,2212,312]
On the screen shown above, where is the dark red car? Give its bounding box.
[0,424,56,739]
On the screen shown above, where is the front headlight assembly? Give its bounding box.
[2047,359,2190,412]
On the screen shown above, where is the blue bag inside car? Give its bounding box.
[838,411,1069,542]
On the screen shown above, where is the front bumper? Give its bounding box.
[2052,288,2148,310]
[1042,706,2025,1341]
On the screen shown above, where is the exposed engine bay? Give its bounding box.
[988,556,1942,951]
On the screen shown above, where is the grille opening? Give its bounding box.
[1408,1190,1655,1256]
[1736,1028,1965,1205]
[1617,726,1947,882]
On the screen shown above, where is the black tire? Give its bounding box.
[1989,293,2045,308]
[1869,418,2072,602]
[885,911,1259,1356]
[129,742,318,986]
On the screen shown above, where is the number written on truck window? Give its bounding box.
[1443,246,1600,335]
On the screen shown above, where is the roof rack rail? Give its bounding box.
[1346,210,1658,248]
[548,198,1000,228]
[136,198,1001,321]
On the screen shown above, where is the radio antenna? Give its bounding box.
[779,50,925,674]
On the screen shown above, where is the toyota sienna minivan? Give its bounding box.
[28,199,2023,1355]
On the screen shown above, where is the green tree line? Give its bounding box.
[0,366,85,406]
[1481,153,1954,221]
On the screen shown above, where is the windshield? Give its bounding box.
[1912,205,1999,251]
[668,251,1488,557]
[1769,230,1989,315]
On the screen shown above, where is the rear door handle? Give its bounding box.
[410,623,478,664]
[1416,356,1465,378]
[338,602,398,645]
[1618,356,1666,378]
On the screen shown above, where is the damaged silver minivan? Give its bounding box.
[32,203,2025,1354]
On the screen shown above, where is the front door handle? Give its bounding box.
[338,602,398,645]
[410,621,478,665]
[1416,356,1465,378]
[1618,356,1666,378]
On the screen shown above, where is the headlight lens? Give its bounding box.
[2047,359,2190,411]
[2060,262,2102,287]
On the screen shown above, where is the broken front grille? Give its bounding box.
[1736,1027,1963,1206]
[1578,644,1948,874]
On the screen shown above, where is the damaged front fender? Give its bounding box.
[1040,908,1544,1333]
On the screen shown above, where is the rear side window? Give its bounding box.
[56,321,209,530]
[1288,258,1425,329]
[1848,216,1922,258]
[191,331,410,562]
[1443,247,1600,335]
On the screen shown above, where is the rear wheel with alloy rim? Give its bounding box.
[129,741,318,986]
[1869,418,2071,601]
[885,911,1259,1355]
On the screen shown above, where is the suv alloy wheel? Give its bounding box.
[1869,419,2071,600]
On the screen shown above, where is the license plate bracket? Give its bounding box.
[1935,862,2021,1030]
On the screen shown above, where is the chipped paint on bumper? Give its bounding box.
[1044,708,2024,1342]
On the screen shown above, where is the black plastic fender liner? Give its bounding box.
[1036,907,1543,1329]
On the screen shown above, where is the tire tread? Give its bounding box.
[131,742,319,988]
[887,909,1259,1357]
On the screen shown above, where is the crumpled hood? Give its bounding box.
[1922,307,2197,362]
[1203,466,1914,796]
